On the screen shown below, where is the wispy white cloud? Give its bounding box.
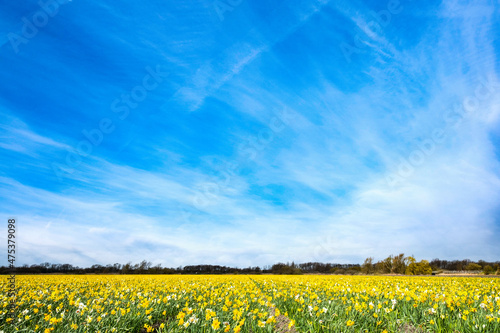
[0,0,499,268]
[0,114,71,154]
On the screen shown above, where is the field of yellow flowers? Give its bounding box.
[1,275,499,332]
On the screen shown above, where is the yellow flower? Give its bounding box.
[6,273,500,333]
[212,318,221,330]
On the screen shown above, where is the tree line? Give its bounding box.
[0,262,262,275]
[360,254,500,275]
[1,256,499,275]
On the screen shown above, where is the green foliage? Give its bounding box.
[465,263,482,271]
[405,256,416,265]
[405,260,432,275]
[483,265,494,275]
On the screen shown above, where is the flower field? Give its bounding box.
[1,275,500,332]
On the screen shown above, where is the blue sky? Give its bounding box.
[1,0,500,268]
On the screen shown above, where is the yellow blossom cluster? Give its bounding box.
[1,275,499,332]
